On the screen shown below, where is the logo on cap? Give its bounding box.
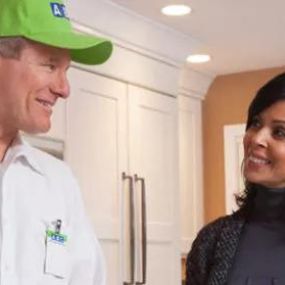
[50,3,68,18]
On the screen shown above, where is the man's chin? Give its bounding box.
[21,123,51,135]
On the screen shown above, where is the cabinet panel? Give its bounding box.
[65,68,127,285]
[129,86,178,227]
[147,244,176,285]
[128,85,180,285]
[66,68,127,237]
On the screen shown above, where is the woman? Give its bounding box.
[186,72,285,285]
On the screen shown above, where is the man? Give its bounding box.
[0,0,112,284]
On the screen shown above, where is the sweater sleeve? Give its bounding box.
[186,217,226,285]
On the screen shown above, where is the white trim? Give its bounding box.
[178,87,205,100]
[224,124,245,214]
[179,96,204,254]
[179,67,214,99]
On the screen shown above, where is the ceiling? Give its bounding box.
[109,0,285,76]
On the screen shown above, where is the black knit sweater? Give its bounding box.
[186,186,285,285]
[186,214,244,285]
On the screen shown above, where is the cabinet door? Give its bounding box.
[128,85,181,285]
[65,68,128,285]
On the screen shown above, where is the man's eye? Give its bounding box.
[47,64,56,71]
[41,63,56,71]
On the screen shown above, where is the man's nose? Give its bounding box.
[51,72,70,99]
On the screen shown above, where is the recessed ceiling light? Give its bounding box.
[187,54,211,63]
[161,5,191,16]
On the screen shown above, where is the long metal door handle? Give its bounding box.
[134,174,147,285]
[122,172,135,285]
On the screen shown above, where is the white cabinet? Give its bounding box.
[65,68,180,285]
[178,96,204,254]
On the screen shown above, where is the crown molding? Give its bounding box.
[68,0,215,98]
[179,67,215,100]
[68,0,207,67]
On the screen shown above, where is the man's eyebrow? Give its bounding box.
[47,56,59,62]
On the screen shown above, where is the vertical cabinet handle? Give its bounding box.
[134,174,147,285]
[122,172,135,285]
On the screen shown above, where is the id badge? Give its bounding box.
[45,228,69,278]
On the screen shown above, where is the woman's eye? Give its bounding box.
[250,117,261,129]
[273,128,285,138]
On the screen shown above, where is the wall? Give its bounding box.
[203,66,285,223]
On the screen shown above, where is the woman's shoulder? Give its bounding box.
[197,215,234,239]
[190,213,243,254]
[186,215,235,284]
[186,214,244,284]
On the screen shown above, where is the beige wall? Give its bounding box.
[203,66,285,223]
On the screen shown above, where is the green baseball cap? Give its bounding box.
[0,0,113,65]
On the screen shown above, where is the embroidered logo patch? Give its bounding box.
[46,230,68,245]
[50,3,67,18]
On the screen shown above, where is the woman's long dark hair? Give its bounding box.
[234,72,285,218]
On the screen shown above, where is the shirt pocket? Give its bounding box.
[44,220,70,281]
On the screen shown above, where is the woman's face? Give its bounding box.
[243,100,285,188]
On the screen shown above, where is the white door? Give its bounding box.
[65,68,128,285]
[128,85,181,285]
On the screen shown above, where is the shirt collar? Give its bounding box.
[3,134,44,175]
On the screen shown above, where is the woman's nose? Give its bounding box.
[250,128,269,148]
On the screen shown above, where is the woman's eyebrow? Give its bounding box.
[272,119,285,125]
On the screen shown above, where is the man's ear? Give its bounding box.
[0,55,7,69]
[0,56,4,67]
[0,55,9,74]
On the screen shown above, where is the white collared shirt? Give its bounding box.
[0,136,105,285]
